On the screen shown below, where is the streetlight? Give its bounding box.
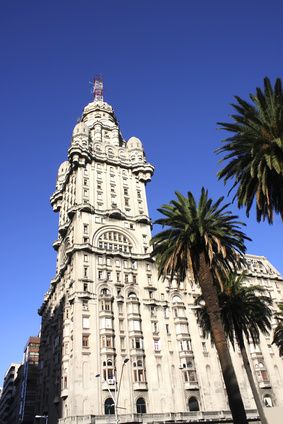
[35,415,48,424]
[96,357,129,424]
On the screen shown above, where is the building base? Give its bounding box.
[58,410,261,424]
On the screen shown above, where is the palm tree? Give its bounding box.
[273,303,283,356]
[151,188,250,424]
[196,273,272,424]
[217,77,283,223]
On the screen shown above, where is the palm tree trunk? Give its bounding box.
[236,331,268,424]
[198,252,248,424]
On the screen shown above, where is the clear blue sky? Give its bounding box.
[0,0,282,380]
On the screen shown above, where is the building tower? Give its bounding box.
[38,80,283,424]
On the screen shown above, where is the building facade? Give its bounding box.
[0,363,21,424]
[37,81,283,424]
[0,337,40,424]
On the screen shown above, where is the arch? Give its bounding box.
[188,396,199,411]
[172,294,182,303]
[136,397,146,414]
[128,291,137,299]
[263,394,273,407]
[108,149,114,157]
[104,398,114,414]
[93,226,138,254]
[94,144,103,153]
[101,288,111,296]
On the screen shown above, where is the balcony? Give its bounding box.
[184,381,199,390]
[133,381,148,391]
[61,388,68,398]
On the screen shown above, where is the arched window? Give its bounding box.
[101,288,110,296]
[136,397,146,414]
[172,295,182,303]
[97,231,133,253]
[128,291,137,299]
[104,398,114,414]
[188,396,199,411]
[263,394,273,407]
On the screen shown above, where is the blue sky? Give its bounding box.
[0,0,282,380]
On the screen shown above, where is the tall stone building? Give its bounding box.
[38,80,283,424]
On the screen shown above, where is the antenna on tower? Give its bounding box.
[93,75,103,102]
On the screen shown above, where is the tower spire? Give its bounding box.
[93,76,103,102]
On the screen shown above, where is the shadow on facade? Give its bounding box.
[37,296,65,423]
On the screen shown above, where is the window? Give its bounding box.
[116,272,121,282]
[188,397,199,411]
[131,320,141,331]
[64,342,69,355]
[133,357,146,382]
[124,188,128,196]
[152,322,158,333]
[63,375,68,389]
[82,317,90,329]
[101,301,112,312]
[263,394,273,407]
[132,337,143,349]
[172,295,182,303]
[103,358,115,381]
[175,323,189,335]
[101,336,113,348]
[83,237,89,243]
[82,335,89,348]
[82,300,88,311]
[104,398,114,415]
[98,270,103,279]
[84,267,88,278]
[136,398,146,414]
[97,231,132,253]
[83,283,88,292]
[137,190,141,199]
[98,256,103,265]
[100,318,112,329]
[84,254,88,262]
[154,339,161,352]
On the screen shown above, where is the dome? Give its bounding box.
[57,161,70,176]
[127,136,143,150]
[72,121,90,137]
[56,161,70,190]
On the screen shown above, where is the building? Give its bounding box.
[18,337,40,423]
[37,80,283,424]
[0,337,40,424]
[0,363,21,424]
